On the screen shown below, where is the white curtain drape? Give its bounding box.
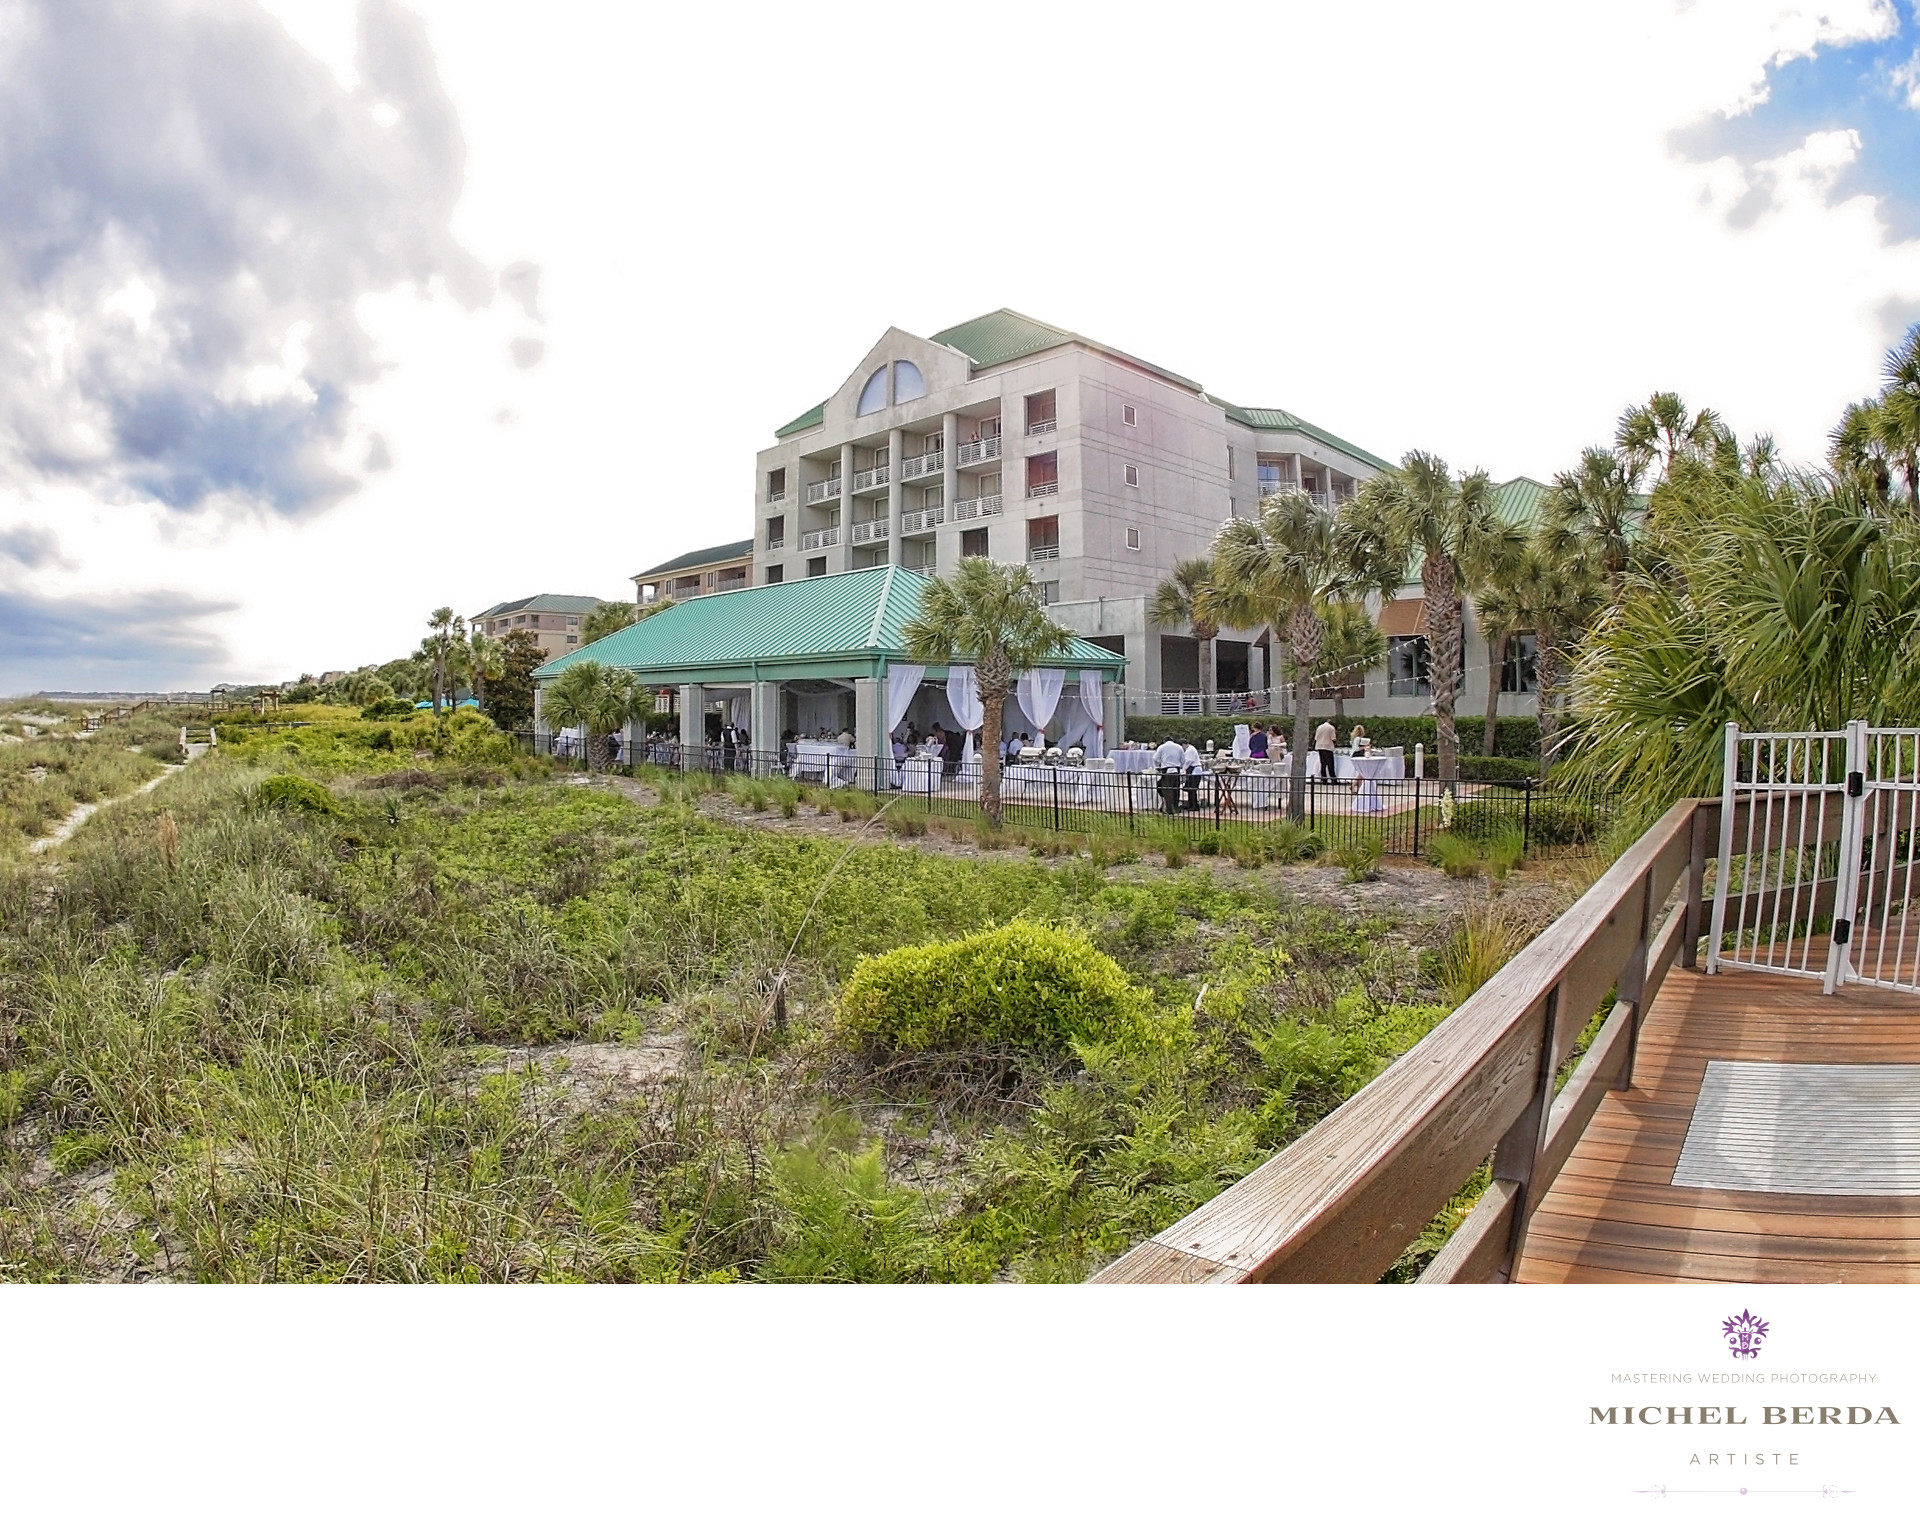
[946,665,983,764]
[731,696,749,730]
[1016,668,1066,738]
[1232,723,1252,759]
[1078,670,1106,758]
[885,665,924,734]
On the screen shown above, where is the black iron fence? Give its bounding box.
[515,732,1602,856]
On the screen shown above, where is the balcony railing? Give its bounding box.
[951,494,1003,521]
[1026,417,1057,436]
[766,537,785,552]
[768,489,787,505]
[1028,544,1060,562]
[800,527,839,550]
[900,506,945,534]
[850,519,888,544]
[851,466,890,493]
[1026,481,1059,499]
[956,436,1002,466]
[803,478,842,506]
[900,451,943,480]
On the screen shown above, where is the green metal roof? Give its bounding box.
[1217,402,1394,473]
[535,566,1127,685]
[634,539,754,579]
[775,402,825,438]
[1490,475,1551,526]
[472,592,614,621]
[931,308,1204,391]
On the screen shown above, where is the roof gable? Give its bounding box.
[634,539,755,579]
[931,307,1204,391]
[1217,402,1393,473]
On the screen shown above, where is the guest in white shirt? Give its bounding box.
[1182,742,1205,810]
[1314,719,1338,783]
[1152,735,1185,814]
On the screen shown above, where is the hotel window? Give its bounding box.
[806,556,827,578]
[857,366,888,416]
[1226,445,1234,479]
[1500,633,1540,694]
[1123,464,1139,487]
[1387,636,1431,697]
[1122,403,1138,427]
[765,564,784,584]
[892,360,926,403]
[921,484,943,510]
[960,527,989,558]
[1025,389,1056,435]
[767,514,785,549]
[1027,515,1060,562]
[566,616,580,628]
[1026,452,1058,498]
[767,467,786,502]
[1125,527,1141,551]
[566,635,578,645]
[1035,580,1059,606]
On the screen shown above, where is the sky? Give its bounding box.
[4,0,1920,693]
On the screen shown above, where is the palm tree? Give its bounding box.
[466,629,503,714]
[423,607,461,716]
[1615,391,1723,482]
[1473,571,1524,757]
[1564,460,1920,814]
[541,660,640,770]
[1344,454,1522,786]
[1150,557,1220,699]
[1829,400,1894,504]
[1209,490,1351,820]
[1498,535,1605,779]
[581,601,641,645]
[1544,445,1645,597]
[901,558,1071,826]
[1309,599,1383,723]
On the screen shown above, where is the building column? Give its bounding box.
[853,676,882,792]
[750,680,781,777]
[940,411,958,575]
[678,683,704,771]
[532,682,547,749]
[1249,642,1266,705]
[886,425,903,570]
[838,441,855,574]
[1104,677,1125,753]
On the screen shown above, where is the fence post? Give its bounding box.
[1126,764,1135,831]
[1524,783,1533,854]
[1412,769,1422,856]
[1051,766,1061,832]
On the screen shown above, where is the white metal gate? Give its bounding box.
[1708,722,1920,996]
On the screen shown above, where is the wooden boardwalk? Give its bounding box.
[1516,966,1920,1283]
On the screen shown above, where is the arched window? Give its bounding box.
[892,360,926,403]
[857,367,888,416]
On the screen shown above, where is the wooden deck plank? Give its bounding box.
[1513,966,1920,1283]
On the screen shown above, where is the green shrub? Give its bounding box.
[1334,838,1383,883]
[838,920,1145,1053]
[1457,755,1537,785]
[1425,833,1484,878]
[1449,795,1595,847]
[360,698,415,720]
[253,774,341,817]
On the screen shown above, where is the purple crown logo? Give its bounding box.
[1722,1310,1770,1360]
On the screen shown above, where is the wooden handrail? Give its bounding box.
[1094,797,1706,1284]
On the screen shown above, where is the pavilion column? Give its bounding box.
[1104,678,1126,753]
[750,681,781,776]
[678,683,704,772]
[886,425,903,569]
[853,677,882,792]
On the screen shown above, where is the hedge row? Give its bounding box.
[1121,714,1544,761]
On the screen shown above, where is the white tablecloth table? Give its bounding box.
[1109,749,1158,774]
[791,742,858,788]
[1347,751,1402,813]
[899,755,941,794]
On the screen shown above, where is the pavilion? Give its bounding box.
[530,566,1128,771]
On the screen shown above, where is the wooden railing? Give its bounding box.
[1095,796,1720,1284]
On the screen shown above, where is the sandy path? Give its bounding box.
[28,764,185,855]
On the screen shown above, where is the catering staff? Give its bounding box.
[1153,734,1185,815]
